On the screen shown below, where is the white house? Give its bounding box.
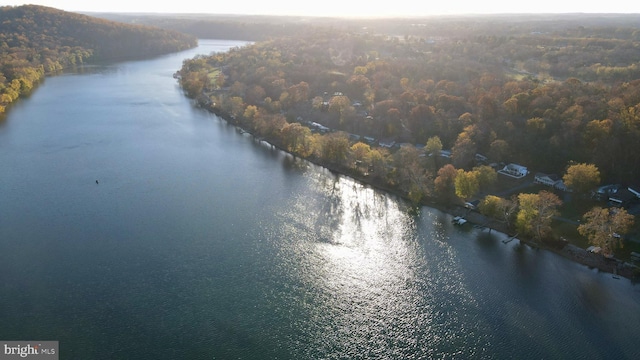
[498,163,529,178]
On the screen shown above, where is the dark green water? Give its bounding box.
[1,40,639,359]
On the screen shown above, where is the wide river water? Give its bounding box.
[1,40,639,359]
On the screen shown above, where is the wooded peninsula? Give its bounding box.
[0,5,197,114]
[174,14,640,276]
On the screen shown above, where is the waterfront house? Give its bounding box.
[498,163,529,178]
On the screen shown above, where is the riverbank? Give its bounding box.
[200,101,640,282]
[446,205,639,281]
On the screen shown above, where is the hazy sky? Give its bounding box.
[4,1,640,17]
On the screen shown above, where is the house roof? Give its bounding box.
[505,163,527,171]
[535,173,560,181]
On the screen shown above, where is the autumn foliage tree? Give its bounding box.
[473,165,497,192]
[455,169,479,201]
[434,164,457,202]
[393,145,431,203]
[578,207,634,256]
[563,163,601,195]
[317,132,350,164]
[479,195,517,228]
[425,136,443,170]
[281,122,313,157]
[516,191,563,241]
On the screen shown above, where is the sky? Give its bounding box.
[3,1,640,18]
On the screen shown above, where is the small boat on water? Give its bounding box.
[452,216,467,225]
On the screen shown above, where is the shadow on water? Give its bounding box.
[476,231,498,250]
[573,274,611,314]
[281,153,310,173]
[511,241,545,286]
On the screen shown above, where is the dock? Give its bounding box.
[473,221,492,232]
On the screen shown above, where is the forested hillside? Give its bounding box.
[0,5,197,114]
[94,13,351,42]
[177,19,640,192]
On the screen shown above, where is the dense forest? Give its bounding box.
[176,16,640,251]
[0,5,197,114]
[178,20,640,183]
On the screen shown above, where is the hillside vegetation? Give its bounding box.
[0,5,197,114]
[178,22,640,185]
[176,17,640,253]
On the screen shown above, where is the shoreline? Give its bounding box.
[202,102,639,282]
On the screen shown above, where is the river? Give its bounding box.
[1,39,639,359]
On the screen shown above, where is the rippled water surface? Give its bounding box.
[1,40,639,359]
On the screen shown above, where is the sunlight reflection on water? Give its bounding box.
[270,169,490,358]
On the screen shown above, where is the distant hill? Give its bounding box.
[93,13,332,41]
[0,5,197,114]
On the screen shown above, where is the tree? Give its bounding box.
[407,104,437,142]
[516,191,562,240]
[328,95,352,124]
[181,70,207,98]
[434,164,457,202]
[281,122,312,157]
[425,136,443,156]
[479,195,502,219]
[394,145,430,202]
[451,132,477,169]
[488,139,510,163]
[473,165,497,191]
[479,195,517,228]
[563,163,601,194]
[455,169,479,201]
[245,85,266,105]
[222,96,245,119]
[288,81,309,104]
[318,131,350,164]
[368,148,390,180]
[243,105,258,121]
[350,142,371,164]
[578,207,634,256]
[425,135,443,170]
